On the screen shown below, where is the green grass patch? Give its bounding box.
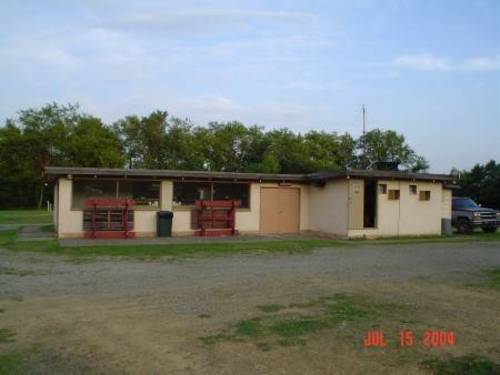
[1,229,499,259]
[0,210,52,225]
[470,268,500,290]
[0,328,16,343]
[421,354,500,375]
[199,293,384,350]
[235,318,263,337]
[0,352,27,375]
[40,224,54,233]
[0,231,17,247]
[7,238,348,259]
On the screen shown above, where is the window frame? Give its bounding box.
[419,190,431,201]
[172,180,251,209]
[409,184,417,195]
[378,184,387,194]
[388,189,400,200]
[71,178,162,211]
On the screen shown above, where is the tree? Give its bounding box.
[63,117,124,168]
[356,129,429,171]
[455,160,500,209]
[0,103,124,208]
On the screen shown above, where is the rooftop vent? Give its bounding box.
[371,161,400,171]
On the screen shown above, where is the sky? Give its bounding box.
[0,0,499,173]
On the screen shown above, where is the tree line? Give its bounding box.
[454,160,500,209]
[1,102,429,208]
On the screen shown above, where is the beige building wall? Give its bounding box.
[56,179,310,238]
[57,178,84,238]
[172,182,309,235]
[441,188,452,219]
[348,180,444,238]
[308,180,349,236]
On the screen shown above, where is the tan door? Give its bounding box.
[260,187,300,233]
[348,179,364,229]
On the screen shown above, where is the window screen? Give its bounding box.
[409,185,417,195]
[173,182,211,206]
[213,183,249,208]
[119,181,160,207]
[73,180,116,208]
[388,189,400,200]
[419,190,431,201]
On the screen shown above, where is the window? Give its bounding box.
[173,182,211,206]
[213,183,249,207]
[409,184,417,195]
[419,190,431,201]
[452,198,478,209]
[378,184,387,194]
[73,180,116,209]
[72,179,160,209]
[173,182,250,208]
[119,181,160,207]
[388,189,400,200]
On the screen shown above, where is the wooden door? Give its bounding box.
[348,179,364,229]
[260,187,300,234]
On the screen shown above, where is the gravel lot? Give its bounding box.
[1,242,498,298]
[0,241,499,374]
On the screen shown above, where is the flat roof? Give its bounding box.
[45,166,455,184]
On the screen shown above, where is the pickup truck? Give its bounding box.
[452,197,499,234]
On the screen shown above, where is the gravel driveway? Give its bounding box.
[1,241,498,298]
[0,241,499,374]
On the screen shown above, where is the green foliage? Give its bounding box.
[0,103,124,208]
[356,129,429,171]
[1,102,431,208]
[454,160,500,209]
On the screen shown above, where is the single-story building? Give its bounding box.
[45,166,456,239]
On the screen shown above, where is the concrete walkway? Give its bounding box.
[16,225,54,241]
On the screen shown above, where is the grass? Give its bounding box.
[421,354,500,375]
[0,328,16,343]
[199,293,382,350]
[471,268,500,290]
[0,210,52,225]
[1,227,499,260]
[0,352,27,375]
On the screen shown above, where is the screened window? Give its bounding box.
[378,184,387,194]
[173,182,250,208]
[73,180,116,209]
[119,181,160,207]
[388,189,400,200]
[213,183,249,207]
[73,179,160,209]
[409,185,417,195]
[419,190,431,201]
[173,182,211,206]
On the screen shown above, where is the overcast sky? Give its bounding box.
[1,0,499,172]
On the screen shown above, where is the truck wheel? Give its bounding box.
[457,219,472,234]
[483,227,497,233]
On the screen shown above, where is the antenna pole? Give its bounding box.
[362,104,366,136]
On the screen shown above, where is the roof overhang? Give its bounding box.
[45,166,456,185]
[44,166,309,183]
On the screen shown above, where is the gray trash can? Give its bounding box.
[441,218,452,236]
[157,211,173,237]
